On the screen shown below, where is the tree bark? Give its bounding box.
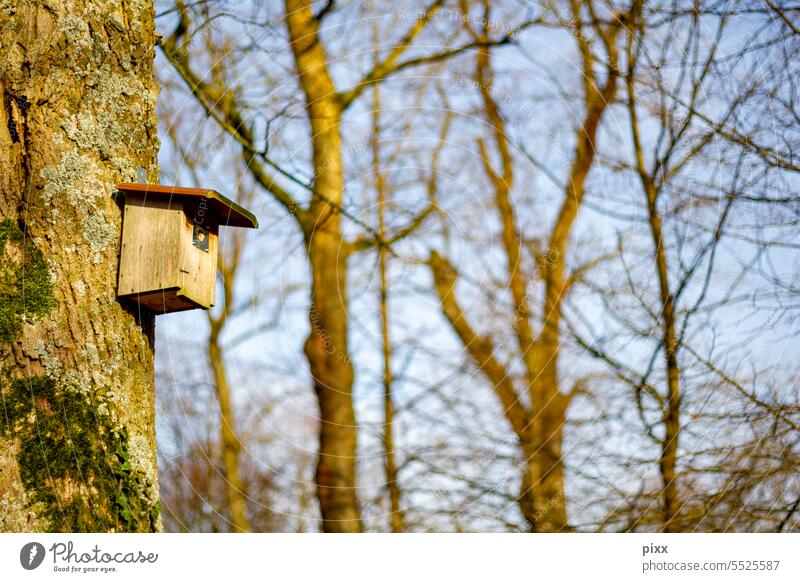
[0,0,161,532]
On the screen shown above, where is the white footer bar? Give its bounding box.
[1,533,797,581]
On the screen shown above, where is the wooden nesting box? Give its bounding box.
[116,183,258,313]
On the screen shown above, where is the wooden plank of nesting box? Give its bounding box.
[177,209,218,309]
[133,288,201,313]
[118,194,184,297]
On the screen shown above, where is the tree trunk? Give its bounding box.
[208,339,251,532]
[644,189,681,532]
[373,85,404,533]
[658,291,681,532]
[518,3,623,532]
[469,27,570,532]
[304,234,360,532]
[0,0,161,532]
[519,348,571,532]
[285,0,362,532]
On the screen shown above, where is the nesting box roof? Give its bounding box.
[117,183,258,229]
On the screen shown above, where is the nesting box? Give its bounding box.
[116,183,258,313]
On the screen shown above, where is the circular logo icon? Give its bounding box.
[20,542,46,570]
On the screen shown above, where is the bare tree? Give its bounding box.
[371,82,405,532]
[428,0,625,531]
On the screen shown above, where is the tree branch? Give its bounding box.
[428,251,530,440]
[160,33,306,221]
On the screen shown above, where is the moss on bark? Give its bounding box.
[1,374,159,532]
[0,220,56,342]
